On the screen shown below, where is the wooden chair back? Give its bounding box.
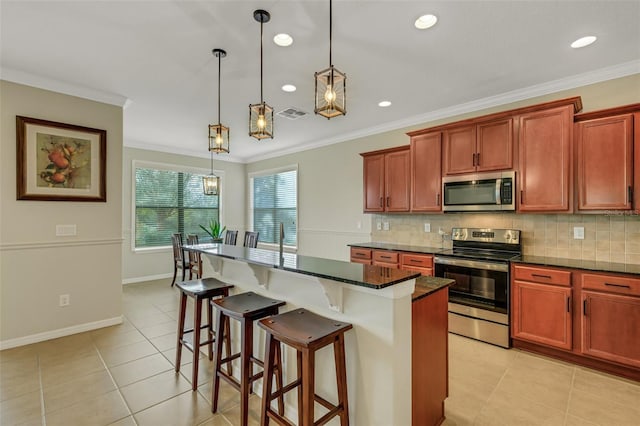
[171,233,187,286]
[186,234,202,279]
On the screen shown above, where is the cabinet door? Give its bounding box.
[411,132,442,212]
[635,112,640,212]
[577,114,633,210]
[582,291,640,368]
[512,280,572,350]
[363,153,385,212]
[518,105,573,212]
[443,126,476,175]
[476,118,513,172]
[385,149,410,212]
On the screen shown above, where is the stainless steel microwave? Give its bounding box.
[442,171,516,212]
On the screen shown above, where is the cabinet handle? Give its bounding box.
[583,299,587,316]
[520,190,524,204]
[476,152,480,166]
[531,273,552,279]
[386,196,390,207]
[605,282,631,289]
[629,186,634,204]
[472,153,476,166]
[436,193,440,206]
[566,296,571,313]
[379,197,383,207]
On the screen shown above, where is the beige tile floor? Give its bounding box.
[1,278,639,426]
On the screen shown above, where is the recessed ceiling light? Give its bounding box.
[415,14,438,30]
[273,33,293,47]
[282,84,297,92]
[571,36,597,49]
[378,101,392,107]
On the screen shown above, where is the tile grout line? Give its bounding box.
[563,366,577,425]
[36,354,46,426]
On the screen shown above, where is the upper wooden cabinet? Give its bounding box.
[361,147,410,212]
[442,118,514,175]
[574,104,640,212]
[518,105,574,212]
[410,132,442,212]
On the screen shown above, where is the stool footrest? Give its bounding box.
[265,410,296,426]
[267,378,301,401]
[314,394,336,411]
[315,404,344,426]
[181,323,212,335]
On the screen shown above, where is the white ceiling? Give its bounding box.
[2,1,639,163]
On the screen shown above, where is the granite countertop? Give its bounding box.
[412,276,454,302]
[512,256,640,276]
[184,243,420,289]
[348,242,443,255]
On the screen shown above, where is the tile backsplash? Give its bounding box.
[371,213,640,265]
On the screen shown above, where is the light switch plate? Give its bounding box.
[56,225,77,236]
[376,222,382,231]
[424,223,431,233]
[383,222,390,231]
[573,226,585,240]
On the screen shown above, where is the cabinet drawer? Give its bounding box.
[513,265,571,286]
[402,266,433,276]
[350,247,372,260]
[401,253,433,268]
[373,250,399,264]
[581,273,640,297]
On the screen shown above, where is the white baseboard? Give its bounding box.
[122,273,172,285]
[0,316,123,350]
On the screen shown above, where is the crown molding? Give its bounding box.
[0,67,129,107]
[245,60,640,163]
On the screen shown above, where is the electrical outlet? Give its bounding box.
[573,226,585,240]
[424,223,431,233]
[356,221,362,230]
[59,294,70,307]
[383,222,390,231]
[376,222,382,231]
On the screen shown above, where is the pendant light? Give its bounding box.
[203,48,228,196]
[202,151,219,195]
[314,0,346,119]
[208,48,230,154]
[249,9,274,140]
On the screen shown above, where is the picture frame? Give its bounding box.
[16,116,107,202]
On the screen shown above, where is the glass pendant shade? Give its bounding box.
[202,173,219,196]
[314,66,346,118]
[208,124,229,153]
[249,102,274,139]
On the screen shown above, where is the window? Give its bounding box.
[134,162,221,249]
[250,166,297,248]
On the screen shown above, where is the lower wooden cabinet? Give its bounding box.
[582,291,640,368]
[401,253,433,276]
[349,247,433,275]
[512,280,572,350]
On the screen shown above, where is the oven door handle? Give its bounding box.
[434,256,509,272]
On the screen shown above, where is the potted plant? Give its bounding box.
[200,218,226,243]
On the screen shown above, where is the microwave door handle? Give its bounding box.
[496,179,502,205]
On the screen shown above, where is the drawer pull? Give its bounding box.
[583,299,587,316]
[355,253,366,257]
[409,259,422,263]
[531,273,552,279]
[566,296,571,313]
[604,282,631,289]
[380,255,392,260]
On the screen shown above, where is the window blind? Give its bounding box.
[135,166,219,248]
[251,168,297,246]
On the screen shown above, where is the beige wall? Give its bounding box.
[248,74,640,263]
[0,81,123,348]
[121,147,246,282]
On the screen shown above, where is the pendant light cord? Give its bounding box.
[217,53,221,124]
[329,0,333,67]
[210,151,214,174]
[260,19,264,103]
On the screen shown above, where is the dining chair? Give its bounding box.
[224,230,238,245]
[186,234,202,280]
[243,231,259,248]
[171,233,188,287]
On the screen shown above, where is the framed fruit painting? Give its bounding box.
[16,116,106,202]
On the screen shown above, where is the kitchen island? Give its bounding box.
[185,243,452,426]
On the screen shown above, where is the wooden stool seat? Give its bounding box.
[212,292,286,426]
[175,277,234,391]
[258,309,353,426]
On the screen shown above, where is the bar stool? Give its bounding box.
[211,292,286,426]
[175,277,234,391]
[258,308,353,426]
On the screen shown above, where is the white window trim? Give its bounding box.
[248,164,299,250]
[131,160,225,253]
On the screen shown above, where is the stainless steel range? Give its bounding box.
[434,228,521,348]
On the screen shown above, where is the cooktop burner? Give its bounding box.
[440,227,522,261]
